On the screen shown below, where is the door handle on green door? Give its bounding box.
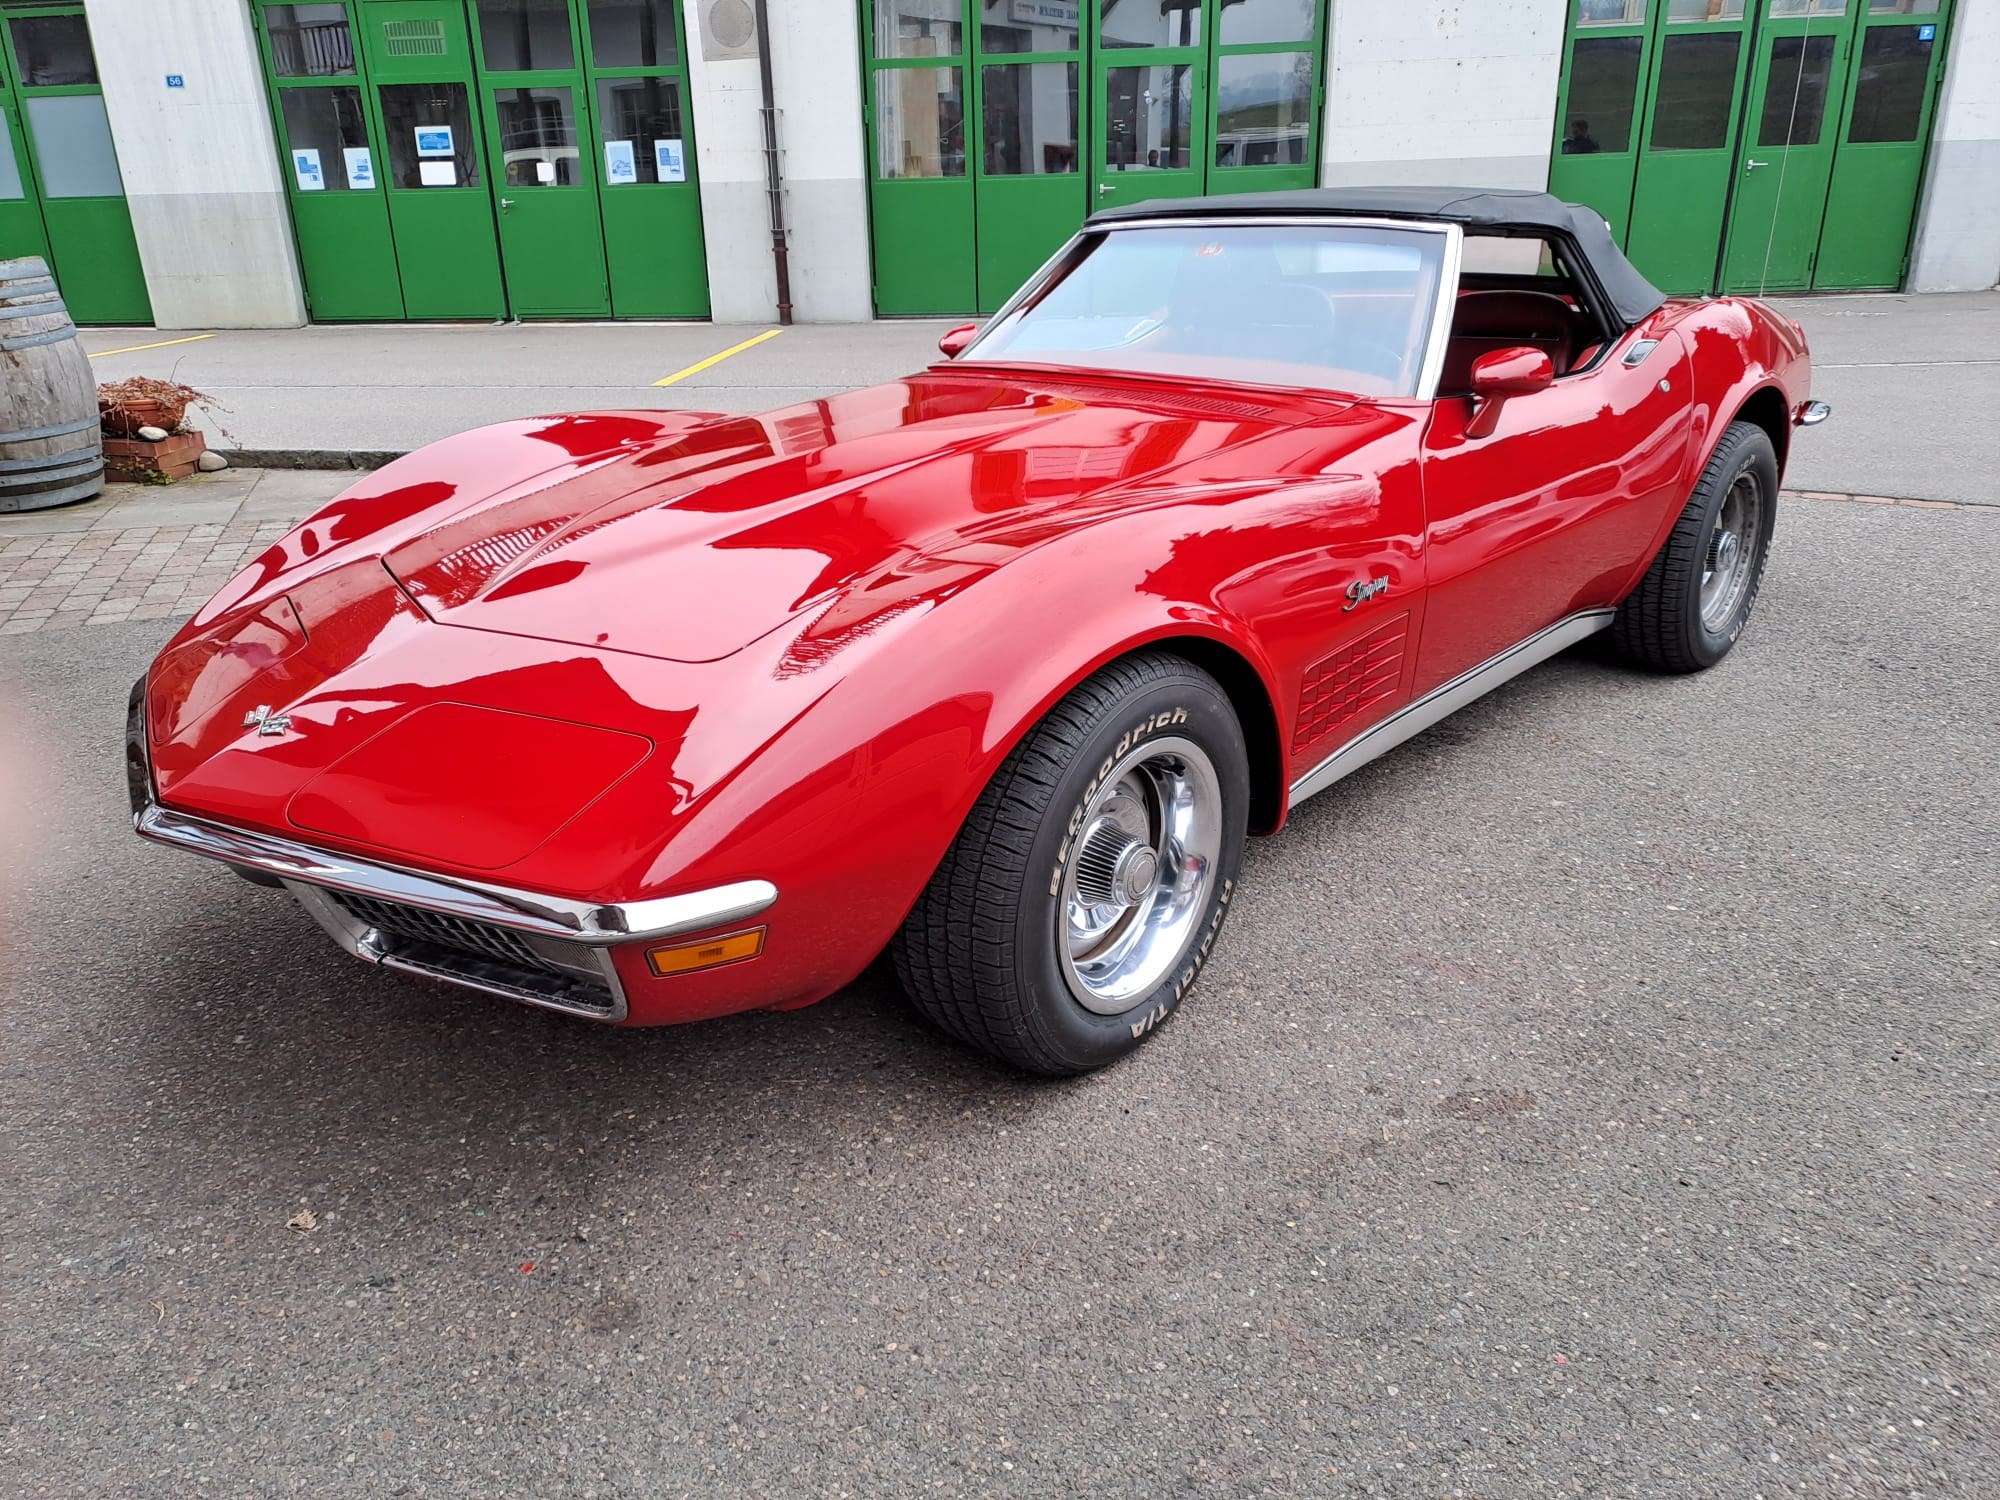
[500,198,516,209]
[1745,160,1770,171]
[1098,184,1113,196]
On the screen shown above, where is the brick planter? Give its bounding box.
[102,429,207,483]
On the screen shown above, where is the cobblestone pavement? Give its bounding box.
[0,470,1981,638]
[0,470,350,637]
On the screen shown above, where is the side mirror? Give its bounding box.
[1465,346,1554,437]
[937,323,979,359]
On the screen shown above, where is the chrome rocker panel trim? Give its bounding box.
[1289,608,1616,806]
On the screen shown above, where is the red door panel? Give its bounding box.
[1413,331,1692,695]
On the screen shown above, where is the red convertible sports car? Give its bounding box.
[131,186,1827,1074]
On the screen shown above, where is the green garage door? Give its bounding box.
[0,3,150,324]
[254,0,706,321]
[1811,2,1953,289]
[865,0,1327,317]
[1551,0,1957,296]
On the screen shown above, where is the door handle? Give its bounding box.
[1097,184,1114,196]
[1745,159,1770,171]
[500,197,516,209]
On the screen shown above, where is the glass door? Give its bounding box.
[866,2,975,314]
[1092,0,1205,211]
[256,1,406,319]
[1626,0,1756,294]
[0,43,52,269]
[468,0,611,316]
[359,0,508,317]
[1207,0,1321,195]
[0,4,149,323]
[1719,0,1854,291]
[864,0,1329,316]
[971,0,1083,311]
[1811,0,1952,289]
[579,0,706,317]
[1548,0,1653,241]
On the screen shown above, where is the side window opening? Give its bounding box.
[1440,230,1616,396]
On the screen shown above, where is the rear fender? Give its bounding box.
[1677,298,1811,487]
[1615,300,1810,598]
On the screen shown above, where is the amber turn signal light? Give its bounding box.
[645,926,766,977]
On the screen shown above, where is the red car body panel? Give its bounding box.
[137,293,1810,1028]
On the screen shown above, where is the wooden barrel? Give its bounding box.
[0,257,104,513]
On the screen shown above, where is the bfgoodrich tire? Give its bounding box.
[1608,419,1778,673]
[893,651,1249,1075]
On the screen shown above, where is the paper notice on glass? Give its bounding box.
[535,159,556,184]
[654,139,686,183]
[418,159,457,187]
[343,147,375,189]
[292,149,325,191]
[416,125,454,157]
[604,139,637,186]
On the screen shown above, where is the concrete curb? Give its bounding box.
[216,448,405,471]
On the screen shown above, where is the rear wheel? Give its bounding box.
[1608,419,1778,673]
[894,652,1249,1075]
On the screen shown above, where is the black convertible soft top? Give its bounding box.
[1089,185,1667,332]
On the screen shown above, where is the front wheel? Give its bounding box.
[1608,419,1778,673]
[893,652,1249,1075]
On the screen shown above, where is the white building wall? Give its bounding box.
[1319,0,1565,192]
[83,0,305,328]
[685,0,872,323]
[1907,0,2000,292]
[771,0,873,321]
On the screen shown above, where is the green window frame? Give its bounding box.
[0,1,150,323]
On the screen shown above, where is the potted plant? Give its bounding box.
[97,377,223,481]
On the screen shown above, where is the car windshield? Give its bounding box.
[961,221,1450,398]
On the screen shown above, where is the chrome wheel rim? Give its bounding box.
[1057,734,1222,1015]
[1700,473,1763,632]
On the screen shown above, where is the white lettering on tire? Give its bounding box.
[1047,705,1189,896]
[1128,877,1232,1036]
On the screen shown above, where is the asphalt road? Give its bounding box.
[3,495,1995,1498]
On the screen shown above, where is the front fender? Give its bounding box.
[620,455,1422,1015]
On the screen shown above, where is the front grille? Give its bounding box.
[327,891,616,1016]
[334,891,548,969]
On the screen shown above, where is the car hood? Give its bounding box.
[378,370,1323,663]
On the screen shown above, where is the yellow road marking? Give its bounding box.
[653,327,783,386]
[87,333,217,360]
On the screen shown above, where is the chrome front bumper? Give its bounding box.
[126,677,777,1021]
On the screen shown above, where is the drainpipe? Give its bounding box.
[752,0,794,326]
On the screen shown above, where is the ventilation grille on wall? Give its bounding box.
[1292,612,1409,754]
[382,18,446,57]
[696,0,758,61]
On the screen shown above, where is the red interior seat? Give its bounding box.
[1439,289,1583,394]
